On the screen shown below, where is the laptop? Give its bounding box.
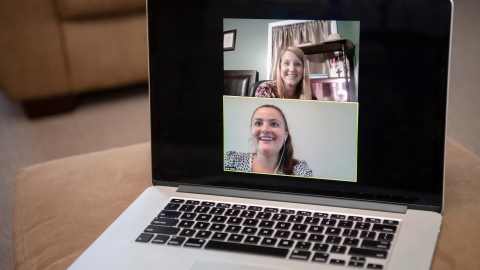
[70,0,452,269]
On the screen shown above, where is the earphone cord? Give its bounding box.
[274,140,286,174]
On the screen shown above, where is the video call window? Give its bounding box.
[223,19,360,182]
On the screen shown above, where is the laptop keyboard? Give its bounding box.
[136,198,401,269]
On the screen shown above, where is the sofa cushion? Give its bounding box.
[55,0,146,20]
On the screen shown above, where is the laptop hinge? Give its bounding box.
[177,185,407,214]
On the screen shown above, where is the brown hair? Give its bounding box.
[251,105,299,175]
[275,46,312,100]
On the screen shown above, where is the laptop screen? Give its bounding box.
[148,0,452,213]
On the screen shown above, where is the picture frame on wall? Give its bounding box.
[223,30,236,51]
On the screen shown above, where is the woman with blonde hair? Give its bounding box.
[255,46,314,100]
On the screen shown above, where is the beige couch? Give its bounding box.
[0,0,148,117]
[11,138,480,269]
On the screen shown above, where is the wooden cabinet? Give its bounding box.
[299,40,356,102]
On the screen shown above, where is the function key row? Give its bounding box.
[169,199,399,226]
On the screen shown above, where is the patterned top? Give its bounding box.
[255,81,278,98]
[224,151,313,177]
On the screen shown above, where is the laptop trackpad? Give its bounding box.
[191,259,287,270]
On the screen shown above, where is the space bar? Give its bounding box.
[205,240,289,258]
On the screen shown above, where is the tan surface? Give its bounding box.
[11,138,480,269]
[55,0,145,20]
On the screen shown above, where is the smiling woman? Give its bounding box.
[224,104,313,177]
[255,47,313,100]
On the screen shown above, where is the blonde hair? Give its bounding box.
[275,46,312,100]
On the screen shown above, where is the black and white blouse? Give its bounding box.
[224,151,313,177]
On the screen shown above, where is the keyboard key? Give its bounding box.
[304,217,320,225]
[243,219,259,227]
[248,206,262,211]
[151,234,169,244]
[259,220,274,228]
[227,217,243,225]
[180,212,197,220]
[330,245,347,254]
[194,206,211,213]
[320,219,337,226]
[167,236,186,246]
[135,233,154,243]
[295,241,311,250]
[361,240,391,250]
[241,227,258,235]
[350,256,366,263]
[193,222,210,230]
[378,233,394,242]
[228,234,244,242]
[330,214,346,220]
[216,203,231,208]
[184,238,206,248]
[144,225,180,235]
[271,214,288,221]
[308,234,324,242]
[275,222,292,230]
[185,200,200,205]
[256,212,272,220]
[290,250,311,260]
[288,215,304,223]
[383,220,399,226]
[170,199,185,204]
[291,232,307,240]
[211,232,228,240]
[264,208,278,213]
[372,224,397,234]
[280,209,295,214]
[325,227,342,236]
[348,216,363,221]
[337,220,354,228]
[209,208,225,215]
[349,247,388,259]
[258,229,274,237]
[179,229,197,237]
[367,263,384,269]
[330,259,345,265]
[178,220,195,228]
[274,230,291,238]
[205,240,289,258]
[278,240,294,248]
[365,218,381,223]
[312,252,329,263]
[313,212,329,218]
[226,225,241,233]
[211,216,227,223]
[312,243,329,252]
[349,261,365,268]
[292,224,308,232]
[151,217,179,227]
[343,237,360,246]
[201,201,215,206]
[164,203,181,210]
[195,230,212,238]
[179,204,196,212]
[196,214,212,221]
[342,229,359,237]
[210,224,226,231]
[296,211,311,216]
[309,226,325,234]
[158,210,181,219]
[232,204,246,210]
[354,222,371,230]
[261,237,277,246]
[325,236,342,244]
[244,236,261,244]
[224,209,241,216]
[360,231,376,240]
[240,210,256,218]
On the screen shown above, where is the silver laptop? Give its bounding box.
[70,0,452,269]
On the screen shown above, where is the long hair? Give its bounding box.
[251,105,299,175]
[275,46,312,100]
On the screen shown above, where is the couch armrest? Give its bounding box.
[0,0,70,101]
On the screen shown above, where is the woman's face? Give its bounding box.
[280,50,304,89]
[251,107,288,156]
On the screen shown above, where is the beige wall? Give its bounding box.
[447,0,480,158]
